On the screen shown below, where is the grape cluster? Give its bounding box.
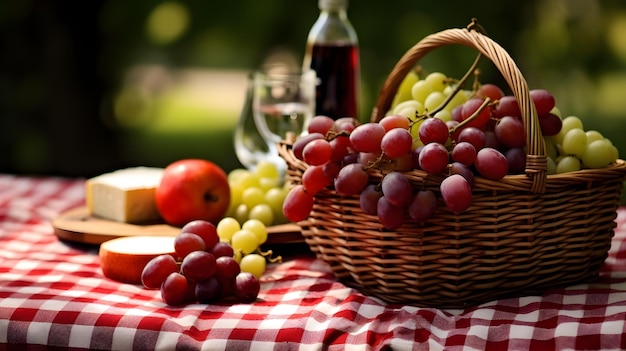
[226,160,289,226]
[282,71,620,230]
[141,218,269,306]
[546,115,619,173]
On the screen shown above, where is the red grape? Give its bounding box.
[461,98,491,129]
[210,241,235,259]
[308,115,335,135]
[449,161,475,188]
[215,256,241,280]
[451,141,476,166]
[358,152,379,166]
[349,123,386,153]
[381,171,413,207]
[181,251,216,282]
[381,128,413,158]
[538,113,562,136]
[293,133,325,160]
[282,185,314,222]
[141,254,178,289]
[360,184,383,215]
[333,117,360,134]
[494,116,525,148]
[379,114,410,131]
[419,117,449,145]
[418,142,449,174]
[408,190,437,222]
[456,127,486,150]
[476,83,505,101]
[440,174,472,213]
[329,136,352,162]
[484,130,501,149]
[377,196,406,230]
[451,105,464,123]
[233,272,260,303]
[475,148,509,180]
[505,147,526,174]
[161,272,189,306]
[323,161,341,179]
[195,276,222,303]
[530,89,555,115]
[303,139,333,166]
[180,220,219,251]
[411,145,424,170]
[494,95,521,118]
[174,232,206,259]
[334,163,369,196]
[302,165,332,195]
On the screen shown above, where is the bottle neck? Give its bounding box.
[308,6,357,45]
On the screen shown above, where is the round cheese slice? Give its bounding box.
[99,236,176,284]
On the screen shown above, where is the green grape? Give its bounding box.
[234,204,249,225]
[556,155,581,173]
[227,168,250,183]
[258,177,280,192]
[411,80,433,103]
[235,171,261,190]
[434,109,452,122]
[424,72,448,92]
[242,187,265,209]
[217,217,241,241]
[424,91,446,112]
[562,128,587,158]
[545,138,558,161]
[550,106,561,118]
[585,130,604,144]
[242,219,268,245]
[239,254,266,278]
[582,139,615,169]
[226,182,244,217]
[392,99,424,118]
[254,160,280,181]
[265,187,288,215]
[392,70,419,107]
[555,116,584,145]
[231,229,258,255]
[443,87,469,111]
[410,119,425,150]
[247,204,274,227]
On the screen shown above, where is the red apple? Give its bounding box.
[156,159,230,227]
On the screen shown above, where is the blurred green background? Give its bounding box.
[1,0,625,185]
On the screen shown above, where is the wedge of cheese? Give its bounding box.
[86,167,164,223]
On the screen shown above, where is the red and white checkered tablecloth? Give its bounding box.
[1,174,625,350]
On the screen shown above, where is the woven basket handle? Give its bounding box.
[371,25,547,193]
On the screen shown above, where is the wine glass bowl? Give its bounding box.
[252,67,317,144]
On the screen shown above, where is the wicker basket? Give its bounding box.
[278,25,626,308]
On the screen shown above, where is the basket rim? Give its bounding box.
[371,21,547,193]
[278,140,626,193]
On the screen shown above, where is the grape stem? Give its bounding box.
[256,248,282,263]
[426,53,483,117]
[449,97,492,135]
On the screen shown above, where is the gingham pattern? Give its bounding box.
[1,174,625,350]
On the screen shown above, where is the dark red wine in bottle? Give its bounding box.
[303,0,360,120]
[308,43,359,119]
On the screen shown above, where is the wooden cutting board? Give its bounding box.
[53,206,303,245]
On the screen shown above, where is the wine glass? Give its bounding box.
[234,72,276,170]
[251,66,317,145]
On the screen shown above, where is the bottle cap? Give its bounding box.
[319,0,348,10]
